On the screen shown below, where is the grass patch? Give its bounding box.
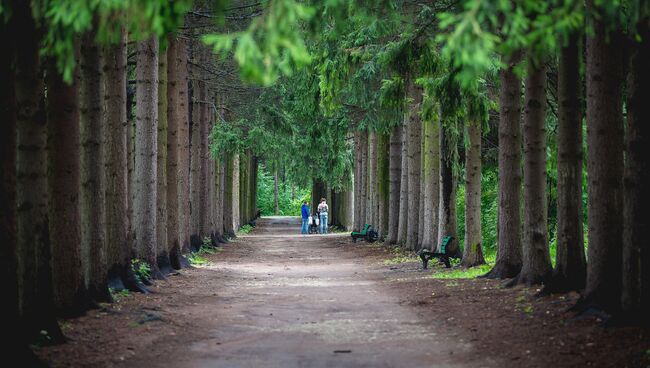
[430,263,493,279]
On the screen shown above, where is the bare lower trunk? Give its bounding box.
[232,153,241,231]
[274,170,280,214]
[134,36,162,279]
[80,29,109,300]
[103,29,143,291]
[421,115,440,251]
[46,57,89,315]
[462,121,485,267]
[199,80,211,241]
[515,60,552,286]
[545,33,586,293]
[484,53,523,279]
[15,2,64,341]
[223,153,235,237]
[387,125,402,244]
[406,82,422,251]
[437,121,458,256]
[176,39,191,255]
[157,46,170,273]
[377,132,389,239]
[359,130,368,227]
[189,79,201,249]
[582,12,626,314]
[397,121,409,246]
[366,132,377,227]
[353,130,362,231]
[622,19,650,319]
[166,36,183,269]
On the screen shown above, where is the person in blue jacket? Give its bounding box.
[301,201,310,234]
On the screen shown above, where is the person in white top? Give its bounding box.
[317,198,329,234]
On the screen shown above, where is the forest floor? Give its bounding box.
[37,217,649,367]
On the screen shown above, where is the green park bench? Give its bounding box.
[351,224,378,243]
[417,235,454,269]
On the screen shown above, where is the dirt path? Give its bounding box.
[38,217,649,367]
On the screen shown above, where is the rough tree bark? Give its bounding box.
[359,130,368,227]
[366,132,377,227]
[157,45,171,274]
[198,78,211,243]
[223,153,235,238]
[406,82,422,251]
[462,121,485,267]
[1,14,43,364]
[386,125,402,244]
[232,153,241,231]
[420,115,440,251]
[514,59,553,286]
[581,10,626,314]
[353,130,362,231]
[135,36,162,279]
[14,1,64,342]
[377,132,390,239]
[80,29,110,301]
[103,28,145,292]
[484,53,523,279]
[437,121,458,256]
[46,56,89,315]
[622,19,649,319]
[189,78,202,249]
[176,38,191,255]
[397,120,409,246]
[544,34,586,293]
[166,36,184,269]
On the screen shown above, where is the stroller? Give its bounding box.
[308,212,320,234]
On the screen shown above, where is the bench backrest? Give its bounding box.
[440,235,453,253]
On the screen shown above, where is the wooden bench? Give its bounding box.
[417,235,454,269]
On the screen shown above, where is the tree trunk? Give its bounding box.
[406,82,422,251]
[387,125,402,244]
[437,121,459,256]
[199,80,211,242]
[176,38,191,256]
[353,130,362,231]
[274,170,280,214]
[214,156,225,243]
[189,79,202,249]
[1,13,44,364]
[421,114,440,251]
[581,10,626,314]
[366,131,377,227]
[544,34,586,293]
[103,29,145,292]
[157,45,171,274]
[14,1,64,342]
[418,121,426,248]
[484,53,523,279]
[397,120,409,246]
[134,36,162,279]
[359,130,368,227]
[514,59,553,286]
[462,121,485,267]
[166,36,183,269]
[46,57,89,315]
[232,153,241,231]
[377,132,390,239]
[80,29,109,301]
[223,153,235,238]
[622,19,649,318]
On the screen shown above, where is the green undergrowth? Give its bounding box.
[237,224,254,236]
[430,253,495,279]
[188,237,221,266]
[109,288,131,302]
[131,259,151,283]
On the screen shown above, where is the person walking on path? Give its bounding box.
[318,198,329,234]
[301,201,310,234]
